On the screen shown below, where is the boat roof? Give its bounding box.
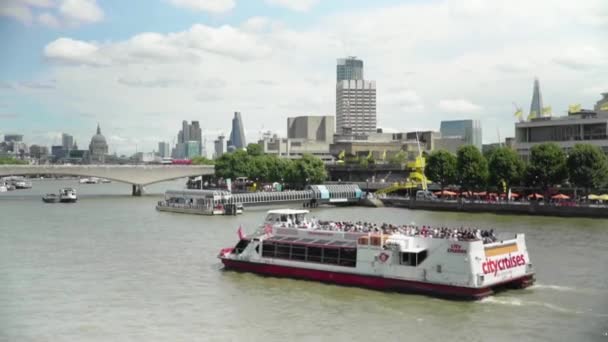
[267,209,310,215]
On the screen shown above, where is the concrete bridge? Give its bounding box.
[0,164,215,195]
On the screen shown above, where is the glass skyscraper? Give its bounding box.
[440,120,482,151]
[337,57,363,82]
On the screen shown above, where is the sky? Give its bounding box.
[0,0,607,156]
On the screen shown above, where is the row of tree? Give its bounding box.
[0,157,27,165]
[214,145,327,185]
[425,143,608,194]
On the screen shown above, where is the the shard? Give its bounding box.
[529,78,543,118]
[228,111,246,150]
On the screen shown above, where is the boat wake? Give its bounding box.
[529,283,578,292]
[480,297,591,316]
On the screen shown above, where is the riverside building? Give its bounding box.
[336,57,377,135]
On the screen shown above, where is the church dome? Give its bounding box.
[89,124,109,163]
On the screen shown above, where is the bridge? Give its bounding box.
[0,164,215,195]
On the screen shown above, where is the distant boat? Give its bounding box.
[79,177,99,184]
[59,188,78,203]
[100,178,111,183]
[42,193,58,203]
[0,183,7,192]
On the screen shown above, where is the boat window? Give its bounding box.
[416,250,428,265]
[399,250,428,266]
[262,241,276,257]
[291,245,306,261]
[323,248,339,265]
[276,244,291,259]
[234,239,250,255]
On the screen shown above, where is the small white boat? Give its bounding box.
[0,184,7,192]
[59,188,78,203]
[100,178,111,183]
[42,193,58,203]
[79,177,99,184]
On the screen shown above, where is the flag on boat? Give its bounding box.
[237,225,244,240]
[264,224,273,236]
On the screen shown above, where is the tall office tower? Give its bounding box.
[181,120,190,143]
[228,112,246,149]
[337,57,363,82]
[214,135,225,158]
[336,79,377,134]
[174,120,203,158]
[529,78,544,118]
[62,133,74,151]
[158,142,170,158]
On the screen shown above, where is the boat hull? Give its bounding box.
[42,198,58,203]
[221,258,534,300]
[59,198,77,203]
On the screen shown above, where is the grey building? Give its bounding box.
[515,93,608,159]
[88,124,109,163]
[287,115,334,143]
[3,134,23,143]
[337,57,363,82]
[158,142,170,158]
[174,120,203,158]
[62,133,74,152]
[214,135,225,159]
[228,112,246,150]
[336,79,377,135]
[439,119,482,151]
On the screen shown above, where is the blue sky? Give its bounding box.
[1,0,607,155]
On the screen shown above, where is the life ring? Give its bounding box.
[378,252,389,263]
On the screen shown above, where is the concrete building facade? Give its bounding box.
[287,115,334,143]
[214,135,225,159]
[336,79,377,135]
[158,142,170,158]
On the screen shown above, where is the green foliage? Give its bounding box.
[425,149,457,190]
[487,147,524,190]
[190,156,214,165]
[524,143,567,190]
[388,150,407,165]
[0,157,27,165]
[456,145,488,190]
[246,143,263,156]
[214,152,326,185]
[566,143,608,191]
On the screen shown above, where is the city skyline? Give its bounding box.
[0,0,606,155]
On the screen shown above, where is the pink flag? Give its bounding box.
[237,226,244,240]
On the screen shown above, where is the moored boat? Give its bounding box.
[59,188,78,203]
[219,209,535,300]
[42,193,58,203]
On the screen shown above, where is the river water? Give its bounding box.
[1,180,607,341]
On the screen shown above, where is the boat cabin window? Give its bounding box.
[234,239,250,255]
[399,250,428,267]
[261,241,356,267]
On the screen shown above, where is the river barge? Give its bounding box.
[219,209,535,300]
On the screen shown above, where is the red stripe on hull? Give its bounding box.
[221,258,534,300]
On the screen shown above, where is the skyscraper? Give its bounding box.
[214,134,225,158]
[336,57,376,135]
[336,79,377,134]
[173,120,203,158]
[228,112,246,150]
[337,57,363,82]
[158,142,170,158]
[62,133,74,151]
[529,78,543,118]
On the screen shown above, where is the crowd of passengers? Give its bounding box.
[272,215,497,243]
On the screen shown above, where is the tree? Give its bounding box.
[488,147,524,192]
[0,157,26,165]
[290,154,327,185]
[456,145,488,190]
[524,143,567,191]
[388,150,407,165]
[191,156,214,165]
[214,150,251,179]
[246,143,263,156]
[425,149,457,191]
[566,143,608,194]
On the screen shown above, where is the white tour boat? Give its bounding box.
[219,209,535,300]
[59,188,78,203]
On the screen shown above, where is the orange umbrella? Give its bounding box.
[434,190,457,196]
[551,193,570,200]
[528,193,543,199]
[473,191,487,196]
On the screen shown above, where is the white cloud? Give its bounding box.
[43,38,104,66]
[438,99,482,113]
[265,0,319,12]
[18,0,608,153]
[59,0,103,25]
[0,0,103,27]
[169,0,235,13]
